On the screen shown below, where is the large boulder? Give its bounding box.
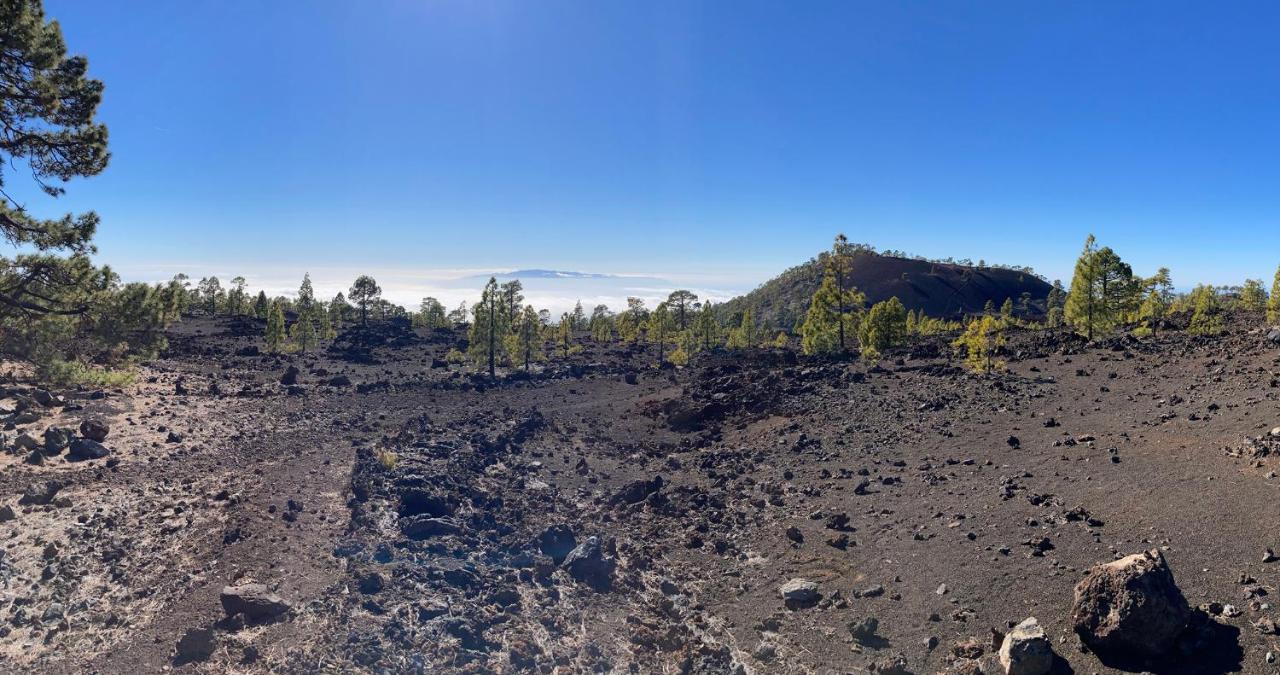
[1071,549,1190,659]
[220,583,291,623]
[998,617,1054,675]
[1266,327,1280,346]
[67,438,111,462]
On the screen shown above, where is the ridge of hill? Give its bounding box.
[720,250,1052,329]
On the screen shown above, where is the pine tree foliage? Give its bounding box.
[264,301,286,352]
[858,297,908,360]
[647,301,675,366]
[499,280,524,327]
[725,309,758,350]
[666,290,699,330]
[589,304,613,343]
[0,0,110,319]
[952,315,1006,374]
[1240,278,1268,313]
[690,302,720,352]
[468,277,508,376]
[253,291,268,318]
[1064,235,1137,340]
[415,297,447,329]
[291,308,316,352]
[1135,268,1173,336]
[349,276,381,325]
[507,305,544,371]
[570,301,587,331]
[1187,285,1224,335]
[1268,266,1280,325]
[799,266,866,356]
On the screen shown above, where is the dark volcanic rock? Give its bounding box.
[67,438,111,461]
[220,583,291,623]
[174,627,216,664]
[400,516,462,540]
[43,427,73,453]
[1071,549,1191,659]
[537,524,577,564]
[19,481,60,506]
[562,536,616,591]
[280,365,300,386]
[79,418,110,442]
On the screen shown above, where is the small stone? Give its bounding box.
[779,578,819,605]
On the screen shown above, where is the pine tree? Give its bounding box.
[690,302,720,351]
[0,1,110,316]
[1268,265,1280,325]
[265,301,286,352]
[555,312,574,357]
[983,299,995,316]
[499,280,524,327]
[952,315,1006,374]
[228,277,247,315]
[468,277,508,376]
[254,290,269,319]
[318,304,336,340]
[858,297,908,360]
[1064,235,1136,340]
[1240,279,1268,313]
[297,273,316,316]
[799,267,865,355]
[508,305,544,370]
[667,290,699,330]
[1136,268,1173,336]
[349,276,381,326]
[725,309,757,350]
[330,293,350,327]
[999,297,1014,321]
[589,304,613,343]
[647,302,675,366]
[617,297,647,343]
[570,301,587,331]
[415,297,447,329]
[291,308,317,352]
[1046,280,1066,311]
[1187,285,1224,335]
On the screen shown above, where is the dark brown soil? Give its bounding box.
[2,314,1279,673]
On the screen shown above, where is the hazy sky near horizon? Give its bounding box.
[21,1,1280,309]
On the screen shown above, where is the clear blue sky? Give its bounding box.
[32,0,1280,295]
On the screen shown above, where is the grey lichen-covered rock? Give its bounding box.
[778,578,819,605]
[998,617,1053,675]
[1071,549,1190,659]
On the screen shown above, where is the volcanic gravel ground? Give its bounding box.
[2,315,1280,673]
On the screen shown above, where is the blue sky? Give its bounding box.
[23,1,1280,307]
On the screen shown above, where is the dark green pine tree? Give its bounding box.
[468,277,509,376]
[0,1,110,318]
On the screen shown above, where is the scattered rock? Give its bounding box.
[174,627,216,663]
[80,418,109,442]
[998,617,1053,675]
[561,536,616,591]
[67,438,111,461]
[220,583,291,623]
[779,578,819,606]
[19,481,60,506]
